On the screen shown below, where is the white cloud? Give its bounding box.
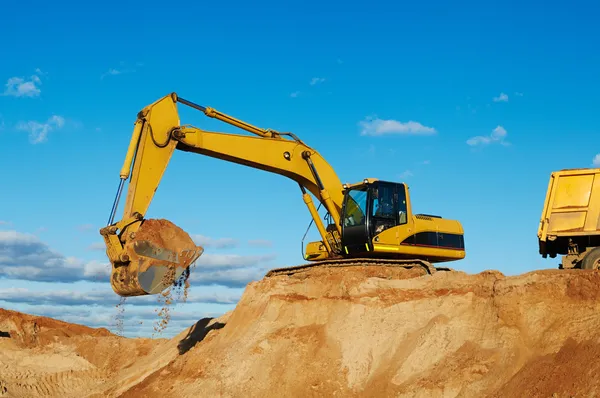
[310,77,326,85]
[515,92,524,97]
[493,92,509,102]
[466,125,510,147]
[290,91,300,98]
[83,260,111,279]
[188,266,269,288]
[0,229,278,289]
[0,230,111,283]
[359,116,436,137]
[0,221,12,227]
[101,62,142,79]
[192,234,238,249]
[421,160,431,165]
[16,115,65,144]
[399,170,413,179]
[0,228,277,338]
[87,242,106,251]
[593,154,600,167]
[2,71,43,97]
[103,68,121,77]
[0,286,241,307]
[247,239,273,247]
[196,253,276,270]
[76,223,94,232]
[0,300,229,338]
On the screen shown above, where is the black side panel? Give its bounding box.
[401,232,464,250]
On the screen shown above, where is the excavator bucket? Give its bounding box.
[109,219,204,296]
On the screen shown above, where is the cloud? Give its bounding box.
[0,230,109,283]
[310,77,326,85]
[0,286,241,307]
[76,223,94,232]
[0,229,277,289]
[101,62,142,79]
[1,301,227,338]
[248,239,273,247]
[359,116,436,137]
[192,234,238,249]
[189,266,269,288]
[196,253,276,270]
[290,91,300,98]
[102,68,122,77]
[87,242,106,251]
[0,221,12,227]
[16,115,65,144]
[399,170,413,179]
[466,125,510,147]
[493,92,509,102]
[2,71,42,97]
[421,160,431,165]
[515,92,524,97]
[593,154,600,167]
[187,252,277,288]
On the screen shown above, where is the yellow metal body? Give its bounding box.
[538,167,600,269]
[102,93,466,296]
[369,212,465,262]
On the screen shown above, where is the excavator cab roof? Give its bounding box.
[342,178,410,192]
[343,178,380,191]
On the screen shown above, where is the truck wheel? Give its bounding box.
[581,247,600,270]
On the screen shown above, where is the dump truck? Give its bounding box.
[538,167,600,269]
[100,93,467,297]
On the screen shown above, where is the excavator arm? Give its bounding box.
[100,93,347,297]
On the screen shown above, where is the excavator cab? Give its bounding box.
[341,179,407,255]
[338,178,465,262]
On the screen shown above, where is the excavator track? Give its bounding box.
[264,258,454,278]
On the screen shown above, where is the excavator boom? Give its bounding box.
[101,93,347,296]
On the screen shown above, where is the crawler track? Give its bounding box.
[265,258,454,278]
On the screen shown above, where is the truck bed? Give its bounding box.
[538,167,600,256]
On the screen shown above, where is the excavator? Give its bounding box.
[99,93,466,297]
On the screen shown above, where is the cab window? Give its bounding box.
[343,188,368,227]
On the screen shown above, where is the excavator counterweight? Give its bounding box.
[102,93,466,297]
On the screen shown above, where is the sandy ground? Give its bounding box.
[3,266,600,397]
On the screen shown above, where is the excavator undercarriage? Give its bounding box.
[264,258,453,278]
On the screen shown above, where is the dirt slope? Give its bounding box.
[3,266,600,397]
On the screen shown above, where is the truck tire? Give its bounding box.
[581,247,600,270]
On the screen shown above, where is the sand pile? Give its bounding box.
[0,308,174,398]
[4,265,600,397]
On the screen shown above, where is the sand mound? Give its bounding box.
[4,265,600,397]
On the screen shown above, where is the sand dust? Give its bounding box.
[5,267,600,397]
[126,219,198,334]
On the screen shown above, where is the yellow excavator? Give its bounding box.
[100,93,466,297]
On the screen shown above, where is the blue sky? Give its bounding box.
[1,0,599,337]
